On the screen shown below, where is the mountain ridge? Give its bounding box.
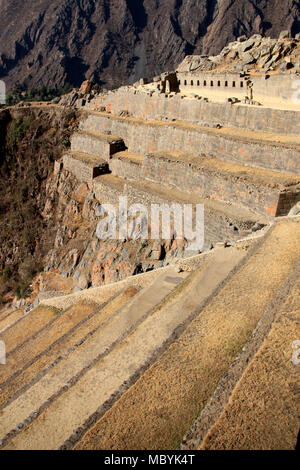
[0,0,299,90]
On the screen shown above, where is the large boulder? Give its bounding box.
[238,39,256,53]
[279,30,290,39]
[227,50,238,60]
[289,202,300,216]
[242,52,255,65]
[258,54,272,68]
[238,37,260,54]
[79,80,93,95]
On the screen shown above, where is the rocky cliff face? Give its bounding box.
[41,167,188,294]
[0,0,299,90]
[0,106,78,305]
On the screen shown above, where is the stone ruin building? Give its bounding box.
[1,32,300,451]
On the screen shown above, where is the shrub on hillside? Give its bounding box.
[7,117,33,149]
[6,83,73,107]
[14,281,31,300]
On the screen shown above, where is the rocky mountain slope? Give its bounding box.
[0,106,78,305]
[0,0,299,90]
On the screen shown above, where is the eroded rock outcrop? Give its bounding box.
[41,167,190,292]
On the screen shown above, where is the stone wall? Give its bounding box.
[276,191,300,216]
[177,73,299,107]
[93,176,126,206]
[110,157,142,181]
[63,154,95,183]
[92,176,258,247]
[124,184,256,245]
[71,132,126,161]
[178,72,249,100]
[81,113,300,175]
[63,154,109,184]
[89,89,300,135]
[142,152,291,217]
[252,74,299,107]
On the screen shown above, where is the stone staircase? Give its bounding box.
[80,111,300,174]
[93,172,265,247]
[141,151,300,217]
[108,147,300,217]
[56,105,299,261]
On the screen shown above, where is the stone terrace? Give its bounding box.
[58,96,300,227]
[88,87,300,135]
[80,112,300,174]
[1,72,300,449]
[2,220,299,449]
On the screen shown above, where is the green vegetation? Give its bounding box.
[13,281,31,300]
[2,82,73,108]
[7,117,33,150]
[1,256,39,300]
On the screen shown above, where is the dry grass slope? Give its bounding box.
[200,267,300,450]
[0,288,138,408]
[75,220,300,450]
[0,306,60,354]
